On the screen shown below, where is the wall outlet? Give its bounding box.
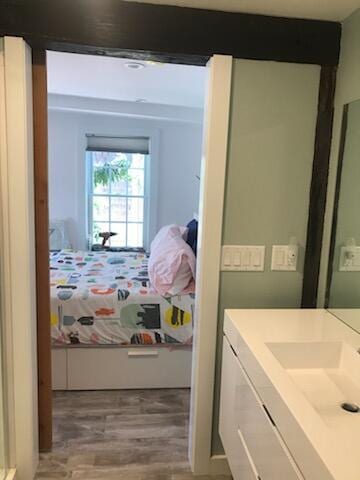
[339,246,360,271]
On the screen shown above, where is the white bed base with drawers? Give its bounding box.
[51,344,192,390]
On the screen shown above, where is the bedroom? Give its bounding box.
[46,50,206,469]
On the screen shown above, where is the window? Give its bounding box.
[86,136,149,248]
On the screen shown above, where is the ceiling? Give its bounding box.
[124,0,360,21]
[47,51,206,108]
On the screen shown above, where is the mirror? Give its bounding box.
[327,99,360,333]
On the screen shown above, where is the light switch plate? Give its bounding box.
[271,245,298,271]
[221,246,265,271]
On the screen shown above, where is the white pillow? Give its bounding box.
[167,260,193,296]
[149,224,196,296]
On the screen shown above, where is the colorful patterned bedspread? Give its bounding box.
[50,250,194,346]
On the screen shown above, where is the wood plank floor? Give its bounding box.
[35,389,229,480]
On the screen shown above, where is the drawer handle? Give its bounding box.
[237,428,261,480]
[128,349,159,357]
[230,343,237,357]
[263,404,276,427]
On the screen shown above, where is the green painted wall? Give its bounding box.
[319,9,360,306]
[212,59,320,454]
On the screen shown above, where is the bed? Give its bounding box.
[50,249,195,390]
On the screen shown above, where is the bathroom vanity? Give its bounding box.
[219,309,360,480]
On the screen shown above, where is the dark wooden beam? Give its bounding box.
[325,105,349,307]
[301,65,337,308]
[32,49,52,451]
[0,1,341,66]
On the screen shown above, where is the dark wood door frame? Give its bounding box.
[32,49,52,451]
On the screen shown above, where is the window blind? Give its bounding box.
[86,135,149,154]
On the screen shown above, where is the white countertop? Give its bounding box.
[224,309,360,480]
[329,309,360,335]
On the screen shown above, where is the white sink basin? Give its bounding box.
[266,341,360,429]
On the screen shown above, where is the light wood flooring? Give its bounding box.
[35,389,229,480]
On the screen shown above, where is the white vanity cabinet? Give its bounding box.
[220,335,303,480]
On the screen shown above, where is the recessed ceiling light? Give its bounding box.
[125,62,145,70]
[135,98,147,103]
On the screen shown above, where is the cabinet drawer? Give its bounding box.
[220,341,258,480]
[220,336,303,480]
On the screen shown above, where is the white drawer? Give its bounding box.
[52,348,67,390]
[220,341,258,480]
[220,336,303,480]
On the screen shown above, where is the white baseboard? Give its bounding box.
[209,454,231,476]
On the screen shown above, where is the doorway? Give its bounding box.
[32,47,232,476]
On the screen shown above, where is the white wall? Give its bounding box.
[0,37,38,479]
[48,96,203,250]
[318,8,360,305]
